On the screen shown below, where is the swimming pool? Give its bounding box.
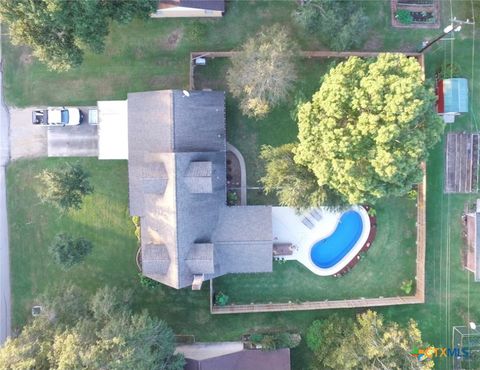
[310,210,364,269]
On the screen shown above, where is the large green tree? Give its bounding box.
[295,53,443,204]
[293,0,369,51]
[260,143,344,210]
[0,0,157,71]
[307,311,434,370]
[226,24,298,119]
[0,286,185,370]
[37,163,94,211]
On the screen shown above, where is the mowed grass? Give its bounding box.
[2,0,444,108]
[7,157,356,369]
[2,1,303,107]
[7,158,137,326]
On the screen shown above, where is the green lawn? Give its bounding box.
[7,158,352,368]
[2,0,442,108]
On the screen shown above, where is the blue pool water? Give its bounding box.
[310,210,364,269]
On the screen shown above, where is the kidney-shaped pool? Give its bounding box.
[310,210,364,269]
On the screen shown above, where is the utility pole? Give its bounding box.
[419,24,462,53]
[450,17,475,26]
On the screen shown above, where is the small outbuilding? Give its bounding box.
[152,0,225,18]
[464,200,480,281]
[437,78,469,123]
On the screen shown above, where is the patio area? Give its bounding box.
[272,206,371,276]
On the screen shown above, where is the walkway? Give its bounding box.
[0,22,11,344]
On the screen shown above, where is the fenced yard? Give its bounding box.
[193,53,426,313]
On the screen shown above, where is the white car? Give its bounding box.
[32,107,83,126]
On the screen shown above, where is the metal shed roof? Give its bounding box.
[443,78,469,113]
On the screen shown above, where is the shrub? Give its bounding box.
[132,216,140,228]
[215,292,229,306]
[260,335,277,350]
[139,274,160,288]
[276,332,301,349]
[250,333,264,344]
[407,189,418,200]
[400,279,414,294]
[132,216,141,242]
[250,331,301,350]
[396,10,413,25]
[49,233,93,269]
[227,191,238,206]
[367,207,377,217]
[437,63,462,79]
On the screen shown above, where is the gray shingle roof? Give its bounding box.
[184,161,213,193]
[159,0,225,13]
[184,348,291,370]
[186,243,215,274]
[128,90,272,289]
[476,213,480,282]
[142,244,170,276]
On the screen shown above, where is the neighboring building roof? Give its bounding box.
[158,0,225,12]
[97,100,129,160]
[476,212,480,282]
[181,347,291,370]
[465,200,480,282]
[128,90,272,289]
[438,78,469,113]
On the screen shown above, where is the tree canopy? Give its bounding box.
[306,311,434,370]
[295,53,443,204]
[0,285,184,370]
[260,143,345,210]
[0,0,157,71]
[227,24,297,119]
[49,233,93,269]
[37,163,94,211]
[293,0,369,51]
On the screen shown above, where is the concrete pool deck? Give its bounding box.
[272,206,371,276]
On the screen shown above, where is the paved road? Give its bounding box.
[0,29,12,344]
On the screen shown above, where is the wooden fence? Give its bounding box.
[189,51,424,90]
[211,167,427,314]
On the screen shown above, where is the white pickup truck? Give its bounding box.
[32,107,83,126]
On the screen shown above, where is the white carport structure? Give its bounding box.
[97,100,129,160]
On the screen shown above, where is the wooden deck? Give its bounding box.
[445,133,479,193]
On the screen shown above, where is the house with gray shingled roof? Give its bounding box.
[127,90,273,289]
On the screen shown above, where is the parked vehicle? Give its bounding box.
[32,107,84,126]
